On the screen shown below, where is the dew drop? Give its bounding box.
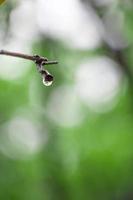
[42,74,54,86]
[43,79,53,86]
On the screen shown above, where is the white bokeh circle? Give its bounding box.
[75,56,123,112]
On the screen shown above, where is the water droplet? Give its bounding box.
[42,74,54,86]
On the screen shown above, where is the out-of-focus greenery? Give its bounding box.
[0,0,5,6]
[0,1,133,200]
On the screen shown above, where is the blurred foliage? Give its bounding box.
[0,1,133,200]
[0,0,5,6]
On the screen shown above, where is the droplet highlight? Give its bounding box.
[42,74,54,86]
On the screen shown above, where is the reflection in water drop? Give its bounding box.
[43,78,53,86]
[42,74,54,86]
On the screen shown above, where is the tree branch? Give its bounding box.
[0,49,58,86]
[0,50,58,65]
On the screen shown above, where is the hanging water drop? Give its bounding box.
[42,74,54,86]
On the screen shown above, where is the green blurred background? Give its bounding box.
[0,0,133,199]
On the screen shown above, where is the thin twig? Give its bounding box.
[0,50,58,65]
